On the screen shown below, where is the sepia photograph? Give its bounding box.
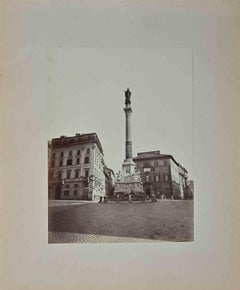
[2,1,240,289]
[47,48,194,243]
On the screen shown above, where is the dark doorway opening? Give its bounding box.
[55,184,61,200]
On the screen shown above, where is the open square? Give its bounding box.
[48,200,193,243]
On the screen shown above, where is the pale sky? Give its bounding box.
[48,47,193,178]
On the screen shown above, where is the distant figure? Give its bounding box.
[129,194,132,203]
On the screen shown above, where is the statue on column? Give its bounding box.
[125,88,131,105]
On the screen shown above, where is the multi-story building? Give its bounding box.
[187,180,194,198]
[133,150,188,199]
[48,133,105,201]
[48,141,52,168]
[48,141,53,198]
[103,166,115,198]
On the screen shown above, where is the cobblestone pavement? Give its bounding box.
[48,232,161,243]
[49,200,193,242]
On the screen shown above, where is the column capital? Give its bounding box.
[124,107,132,114]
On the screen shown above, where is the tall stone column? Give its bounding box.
[122,89,136,178]
[113,88,144,195]
[124,88,133,159]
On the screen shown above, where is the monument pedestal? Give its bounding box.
[122,158,136,179]
[114,163,144,196]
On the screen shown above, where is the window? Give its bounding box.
[60,152,64,157]
[85,169,89,178]
[165,174,169,182]
[84,157,89,164]
[86,148,90,154]
[159,160,164,166]
[76,158,80,165]
[74,184,78,188]
[73,189,78,195]
[64,190,69,196]
[53,153,56,158]
[146,176,150,182]
[156,175,159,182]
[66,184,70,189]
[67,171,71,179]
[59,160,63,167]
[154,161,158,167]
[75,170,80,178]
[67,159,72,166]
[51,160,55,167]
[69,151,72,156]
[77,150,80,155]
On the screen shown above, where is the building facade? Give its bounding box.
[48,133,106,201]
[133,151,188,199]
[187,180,194,198]
[103,166,115,198]
[48,141,52,169]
